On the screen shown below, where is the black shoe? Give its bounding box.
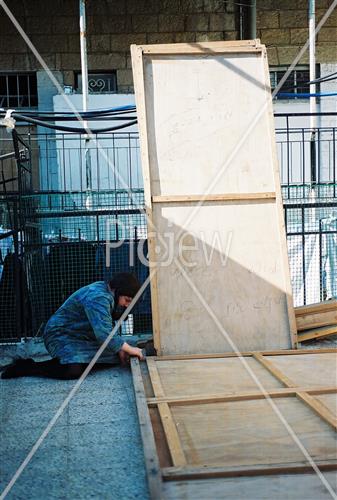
[1,358,36,379]
[138,340,156,357]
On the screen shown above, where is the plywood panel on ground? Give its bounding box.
[131,350,337,499]
[131,40,296,355]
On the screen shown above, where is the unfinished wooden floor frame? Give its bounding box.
[132,349,337,499]
[131,40,297,355]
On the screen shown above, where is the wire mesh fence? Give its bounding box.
[0,190,151,342]
[283,185,337,307]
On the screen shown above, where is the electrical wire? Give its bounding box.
[0,108,138,133]
[309,71,337,84]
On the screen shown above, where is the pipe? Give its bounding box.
[249,0,256,39]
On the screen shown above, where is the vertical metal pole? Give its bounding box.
[79,0,88,119]
[319,219,323,300]
[80,0,92,208]
[302,206,306,305]
[309,0,317,185]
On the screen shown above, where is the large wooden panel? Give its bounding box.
[155,357,282,397]
[264,353,337,387]
[171,398,337,466]
[131,350,337,499]
[131,41,296,355]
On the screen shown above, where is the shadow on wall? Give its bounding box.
[148,211,294,355]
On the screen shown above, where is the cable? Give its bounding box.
[0,110,138,133]
[18,108,136,118]
[276,92,337,98]
[11,114,137,133]
[309,71,337,84]
[16,114,137,122]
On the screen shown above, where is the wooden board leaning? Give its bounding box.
[131,40,297,355]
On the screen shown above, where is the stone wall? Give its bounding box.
[257,0,337,66]
[0,0,237,92]
[0,0,336,92]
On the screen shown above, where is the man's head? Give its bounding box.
[108,272,141,316]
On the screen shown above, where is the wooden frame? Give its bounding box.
[132,350,337,499]
[131,40,297,355]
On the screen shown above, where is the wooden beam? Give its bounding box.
[146,386,337,407]
[162,461,337,481]
[295,300,337,317]
[151,193,276,203]
[253,354,337,431]
[130,359,163,500]
[296,392,337,432]
[146,358,187,467]
[153,348,337,362]
[140,40,263,55]
[295,300,337,332]
[298,325,337,342]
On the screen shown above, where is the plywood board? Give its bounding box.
[263,353,337,388]
[131,40,296,355]
[131,350,337,499]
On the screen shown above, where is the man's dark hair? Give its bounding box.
[108,272,141,300]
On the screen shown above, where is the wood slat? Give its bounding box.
[162,461,337,481]
[253,353,337,432]
[146,386,337,407]
[252,353,297,387]
[298,325,337,342]
[295,300,337,332]
[153,348,337,361]
[151,193,276,203]
[140,40,263,55]
[146,358,187,467]
[295,300,337,317]
[296,392,337,432]
[130,359,163,499]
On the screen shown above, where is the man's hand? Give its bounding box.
[120,342,145,361]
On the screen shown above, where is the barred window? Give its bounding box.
[270,66,313,99]
[76,71,117,94]
[0,72,38,108]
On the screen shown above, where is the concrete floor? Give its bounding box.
[1,336,337,499]
[0,357,150,500]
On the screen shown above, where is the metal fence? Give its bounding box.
[0,113,337,341]
[275,113,337,186]
[0,190,151,342]
[283,185,337,307]
[0,129,142,192]
[1,114,336,193]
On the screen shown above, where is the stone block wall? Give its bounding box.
[0,0,238,92]
[0,0,336,92]
[258,0,337,66]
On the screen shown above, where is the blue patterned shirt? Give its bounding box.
[43,281,124,364]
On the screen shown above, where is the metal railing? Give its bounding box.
[0,113,337,341]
